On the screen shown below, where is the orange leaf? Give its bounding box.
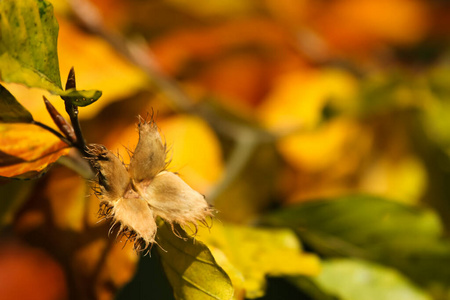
[310,0,430,54]
[0,123,70,178]
[151,18,296,75]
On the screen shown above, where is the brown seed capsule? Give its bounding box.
[128,117,167,182]
[89,116,213,252]
[111,195,157,250]
[86,144,129,201]
[141,171,213,232]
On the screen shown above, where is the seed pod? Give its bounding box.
[112,195,157,250]
[89,118,214,252]
[86,144,130,201]
[141,171,213,231]
[129,118,167,182]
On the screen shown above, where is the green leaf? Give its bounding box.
[263,195,450,291]
[156,222,234,300]
[197,223,321,299]
[0,0,62,91]
[291,259,432,300]
[0,83,33,123]
[420,65,450,147]
[0,0,102,106]
[60,88,103,107]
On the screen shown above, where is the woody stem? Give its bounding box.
[64,101,89,157]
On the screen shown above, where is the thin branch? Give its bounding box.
[65,102,87,153]
[207,129,259,204]
[63,67,90,157]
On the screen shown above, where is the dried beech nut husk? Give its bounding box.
[88,116,213,252]
[141,171,213,231]
[87,144,129,201]
[129,118,166,182]
[112,195,157,248]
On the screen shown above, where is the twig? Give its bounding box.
[207,128,259,204]
[63,67,90,157]
[65,102,86,151]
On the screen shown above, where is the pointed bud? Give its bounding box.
[129,117,166,182]
[43,96,77,143]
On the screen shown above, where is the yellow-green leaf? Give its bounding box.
[0,0,62,90]
[197,223,321,299]
[0,83,33,123]
[292,259,432,300]
[156,222,234,300]
[0,0,102,106]
[263,195,450,290]
[60,88,103,107]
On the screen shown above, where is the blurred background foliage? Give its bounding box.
[1,0,450,299]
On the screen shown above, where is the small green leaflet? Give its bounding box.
[60,89,103,107]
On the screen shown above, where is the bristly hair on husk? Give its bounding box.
[86,115,214,253]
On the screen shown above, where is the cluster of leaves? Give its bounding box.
[1,0,450,300]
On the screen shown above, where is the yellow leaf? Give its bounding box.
[158,115,224,193]
[278,118,364,172]
[46,167,87,231]
[359,155,427,205]
[164,0,255,18]
[257,69,357,132]
[198,223,321,299]
[325,0,430,45]
[0,123,70,178]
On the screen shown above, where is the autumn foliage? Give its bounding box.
[1,0,450,300]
